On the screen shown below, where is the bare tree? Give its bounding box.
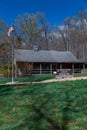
[37,13,50,50]
[14,13,42,49]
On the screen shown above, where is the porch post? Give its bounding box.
[50,64,52,74]
[14,59,17,78]
[72,64,74,74]
[60,64,62,71]
[40,64,42,74]
[15,63,17,78]
[83,63,85,71]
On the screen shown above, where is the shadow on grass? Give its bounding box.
[61,89,71,130]
[30,87,77,130]
[0,84,78,130]
[0,85,13,96]
[18,92,72,130]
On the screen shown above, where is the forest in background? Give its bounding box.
[1,10,87,67]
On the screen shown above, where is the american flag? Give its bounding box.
[7,26,14,37]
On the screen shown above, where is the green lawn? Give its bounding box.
[73,72,87,77]
[1,72,87,85]
[0,74,54,84]
[0,79,87,130]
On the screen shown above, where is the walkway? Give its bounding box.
[0,76,86,86]
[41,76,87,83]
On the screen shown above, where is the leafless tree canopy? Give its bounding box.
[1,10,87,67]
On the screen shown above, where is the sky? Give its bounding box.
[0,0,87,26]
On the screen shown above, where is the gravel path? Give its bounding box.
[41,76,87,83]
[2,76,87,86]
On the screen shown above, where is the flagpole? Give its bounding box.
[7,26,14,83]
[12,38,14,83]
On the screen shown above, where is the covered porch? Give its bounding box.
[16,62,84,76]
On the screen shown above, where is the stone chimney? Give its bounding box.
[34,45,39,51]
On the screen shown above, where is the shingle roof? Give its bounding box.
[15,49,82,63]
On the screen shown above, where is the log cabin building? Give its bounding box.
[14,49,85,76]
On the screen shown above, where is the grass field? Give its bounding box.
[0,79,87,130]
[1,72,87,84]
[0,74,54,84]
[73,72,87,77]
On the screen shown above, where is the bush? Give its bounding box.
[0,63,12,77]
